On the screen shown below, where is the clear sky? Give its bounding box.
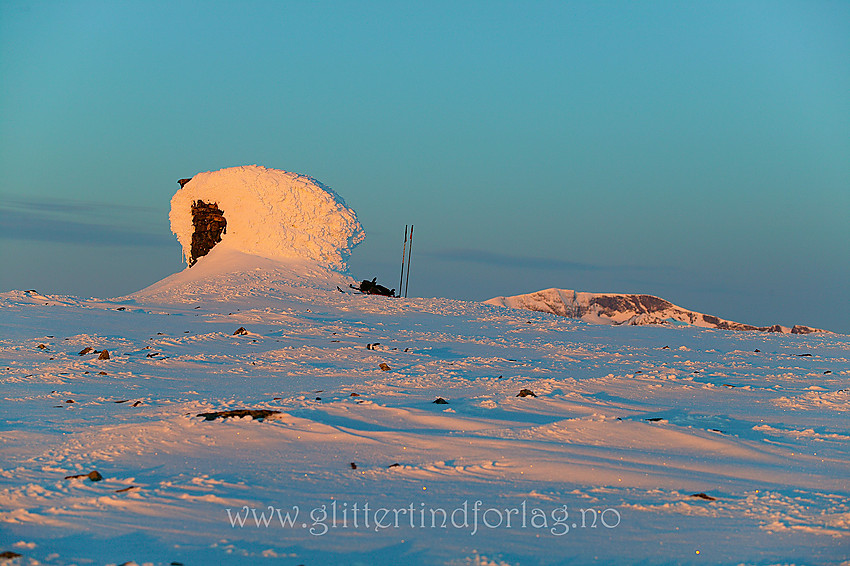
[1,1,848,332]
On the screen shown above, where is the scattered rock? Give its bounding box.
[433,397,449,404]
[645,417,664,422]
[367,342,381,350]
[379,363,391,371]
[132,401,142,407]
[79,347,94,355]
[516,389,537,398]
[722,383,736,388]
[115,486,138,493]
[177,177,192,188]
[115,399,130,404]
[350,393,361,397]
[233,327,248,335]
[388,463,400,468]
[754,349,761,353]
[0,551,22,559]
[689,492,716,501]
[315,397,322,401]
[98,350,110,360]
[65,399,74,404]
[65,470,103,481]
[37,343,47,349]
[350,462,357,469]
[824,370,832,374]
[98,371,108,375]
[797,353,812,357]
[197,409,280,421]
[116,307,126,311]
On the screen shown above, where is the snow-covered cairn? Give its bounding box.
[169,165,365,269]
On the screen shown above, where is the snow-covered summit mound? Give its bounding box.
[485,288,827,333]
[170,165,364,269]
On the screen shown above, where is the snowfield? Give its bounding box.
[1,167,848,565]
[1,248,848,565]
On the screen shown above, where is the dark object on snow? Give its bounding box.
[98,371,107,375]
[98,349,110,360]
[689,492,716,501]
[350,278,395,297]
[115,485,138,493]
[516,389,537,398]
[178,177,192,188]
[116,307,126,311]
[79,347,94,355]
[189,200,226,266]
[197,409,280,421]
[388,463,400,468]
[337,286,345,293]
[350,462,357,469]
[38,343,47,349]
[645,417,664,422]
[379,363,391,371]
[233,327,248,335]
[65,470,103,481]
[433,397,449,404]
[796,353,812,357]
[350,392,361,397]
[0,551,22,559]
[754,349,761,352]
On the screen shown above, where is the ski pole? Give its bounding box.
[404,225,414,297]
[398,225,408,298]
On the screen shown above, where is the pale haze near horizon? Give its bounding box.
[0,1,848,332]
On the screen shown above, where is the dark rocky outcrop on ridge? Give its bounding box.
[486,289,829,334]
[189,200,227,266]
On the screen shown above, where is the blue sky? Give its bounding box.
[1,1,848,332]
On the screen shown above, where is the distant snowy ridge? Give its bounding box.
[484,288,827,333]
[170,165,364,269]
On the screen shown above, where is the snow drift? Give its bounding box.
[169,165,365,269]
[485,288,826,333]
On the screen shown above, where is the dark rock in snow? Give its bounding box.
[517,389,537,398]
[177,178,192,188]
[197,409,280,421]
[233,327,248,335]
[79,347,94,355]
[350,462,357,469]
[689,492,716,501]
[189,200,227,266]
[0,551,23,559]
[645,417,664,422]
[433,397,449,404]
[98,350,110,360]
[379,363,391,371]
[65,470,103,481]
[37,343,47,349]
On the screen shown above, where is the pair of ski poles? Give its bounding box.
[398,225,413,298]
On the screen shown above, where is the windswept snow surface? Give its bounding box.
[1,256,849,564]
[170,165,365,269]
